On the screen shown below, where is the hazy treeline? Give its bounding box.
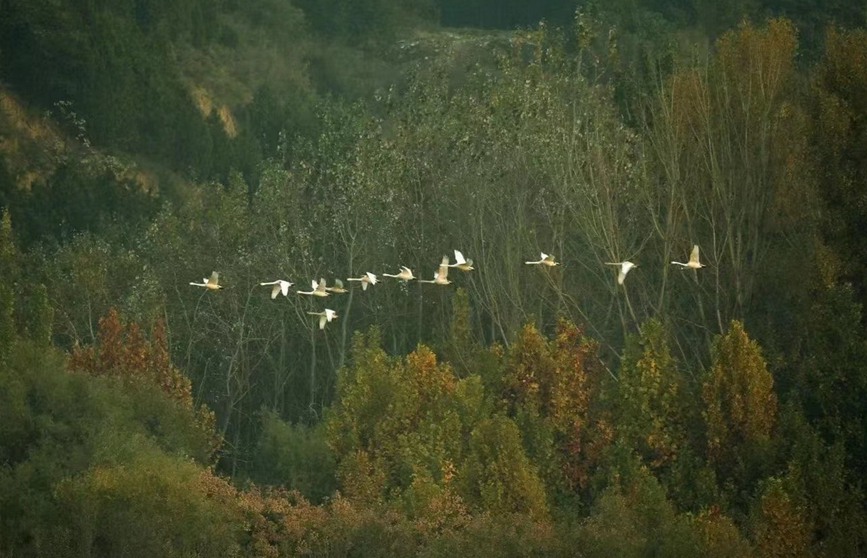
[1,0,866,555]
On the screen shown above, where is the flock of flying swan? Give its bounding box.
[190,246,706,329]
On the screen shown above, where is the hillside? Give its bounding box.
[2,1,867,556]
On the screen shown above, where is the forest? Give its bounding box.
[1,0,866,555]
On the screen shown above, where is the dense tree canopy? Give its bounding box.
[1,1,866,555]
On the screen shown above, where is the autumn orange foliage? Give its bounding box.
[68,307,219,455]
[505,319,610,490]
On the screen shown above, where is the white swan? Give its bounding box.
[260,279,293,299]
[347,272,378,291]
[419,256,452,285]
[307,308,338,330]
[447,250,474,272]
[325,278,348,294]
[297,279,330,297]
[525,252,560,267]
[383,266,415,281]
[671,245,705,269]
[604,261,637,285]
[190,271,223,290]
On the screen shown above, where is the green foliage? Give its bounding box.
[251,412,337,503]
[418,512,566,558]
[703,321,778,505]
[442,287,481,376]
[0,209,19,280]
[762,0,866,55]
[4,2,867,554]
[26,283,53,346]
[0,0,221,168]
[786,284,867,475]
[811,26,867,315]
[778,404,867,556]
[11,162,159,245]
[614,319,723,511]
[690,508,756,558]
[616,319,687,471]
[459,415,549,519]
[0,210,18,359]
[54,454,245,558]
[65,307,220,462]
[328,329,470,505]
[245,83,317,161]
[573,459,705,557]
[0,283,14,361]
[750,477,810,558]
[0,340,226,555]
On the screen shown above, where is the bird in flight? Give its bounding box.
[347,272,378,291]
[419,256,452,285]
[325,278,348,294]
[383,266,415,281]
[605,261,637,285]
[447,250,474,272]
[525,253,560,267]
[190,271,224,290]
[307,308,338,330]
[260,279,293,299]
[297,279,330,297]
[671,245,705,269]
